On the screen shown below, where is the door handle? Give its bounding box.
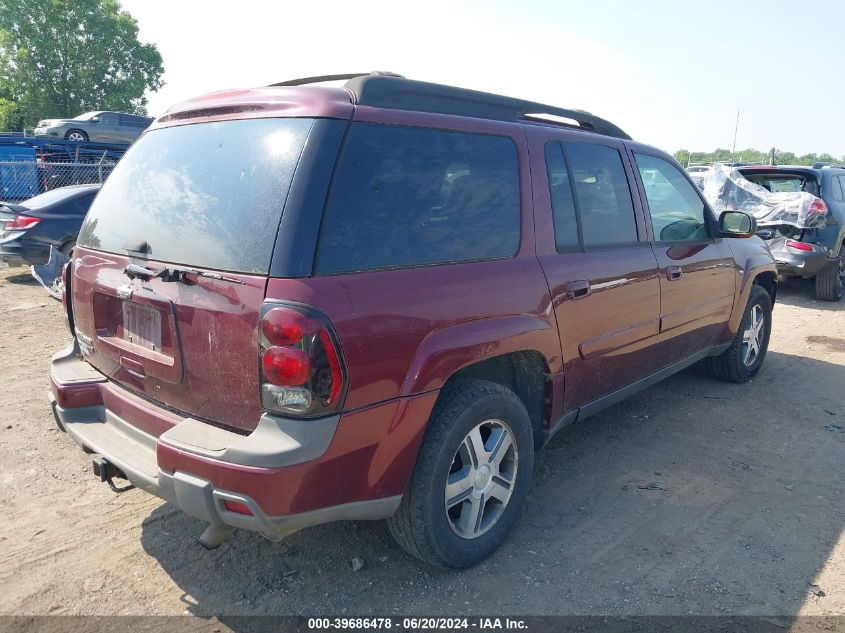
[666,266,683,281]
[120,355,146,379]
[565,280,592,300]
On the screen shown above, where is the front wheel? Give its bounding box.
[706,284,772,382]
[814,253,845,302]
[387,380,534,568]
[64,129,88,142]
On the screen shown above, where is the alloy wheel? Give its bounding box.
[742,304,765,367]
[444,419,518,539]
[67,132,85,142]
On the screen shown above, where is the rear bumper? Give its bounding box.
[768,241,831,277]
[0,234,50,266]
[0,251,26,266]
[49,345,437,539]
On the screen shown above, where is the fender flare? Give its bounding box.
[728,255,778,332]
[400,314,559,397]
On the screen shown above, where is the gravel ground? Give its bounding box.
[0,265,843,624]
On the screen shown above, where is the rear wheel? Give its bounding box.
[64,129,88,142]
[706,284,772,383]
[814,252,845,302]
[387,379,534,568]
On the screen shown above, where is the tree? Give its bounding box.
[0,0,163,131]
[674,147,845,167]
[0,96,16,129]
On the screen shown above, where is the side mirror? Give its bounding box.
[719,211,757,238]
[90,116,100,123]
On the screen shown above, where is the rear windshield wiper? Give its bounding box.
[123,263,245,285]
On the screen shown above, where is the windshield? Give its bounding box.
[72,112,102,121]
[78,117,313,274]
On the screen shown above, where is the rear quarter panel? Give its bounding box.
[266,258,560,412]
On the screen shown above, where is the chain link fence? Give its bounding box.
[0,156,117,201]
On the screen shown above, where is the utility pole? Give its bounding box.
[731,110,740,161]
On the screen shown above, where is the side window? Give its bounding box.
[316,123,521,274]
[544,142,579,251]
[635,153,709,242]
[832,176,845,203]
[564,142,638,247]
[100,113,117,126]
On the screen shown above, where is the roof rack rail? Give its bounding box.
[343,74,630,140]
[812,161,845,169]
[269,71,405,87]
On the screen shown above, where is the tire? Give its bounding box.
[387,379,534,569]
[706,284,772,383]
[814,253,844,302]
[64,129,88,142]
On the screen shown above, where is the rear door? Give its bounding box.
[70,116,315,432]
[630,150,735,361]
[117,114,147,143]
[528,127,662,411]
[93,113,120,142]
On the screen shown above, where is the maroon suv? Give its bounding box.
[50,73,777,568]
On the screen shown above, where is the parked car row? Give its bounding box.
[46,73,781,569]
[34,111,152,144]
[0,184,98,266]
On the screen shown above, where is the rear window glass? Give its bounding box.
[316,123,520,274]
[22,187,92,210]
[78,118,312,273]
[741,172,820,196]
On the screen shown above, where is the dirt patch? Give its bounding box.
[0,269,843,620]
[807,335,845,354]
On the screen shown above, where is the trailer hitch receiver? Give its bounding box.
[92,456,134,493]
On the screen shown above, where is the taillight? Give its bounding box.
[786,240,814,251]
[6,214,40,230]
[262,346,311,385]
[259,303,346,417]
[808,199,828,217]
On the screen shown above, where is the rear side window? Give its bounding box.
[635,153,709,242]
[831,176,845,203]
[316,123,521,274]
[564,142,638,247]
[119,114,147,127]
[78,117,312,273]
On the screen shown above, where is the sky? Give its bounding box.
[122,0,845,157]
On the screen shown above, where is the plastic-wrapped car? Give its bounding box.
[701,164,844,301]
